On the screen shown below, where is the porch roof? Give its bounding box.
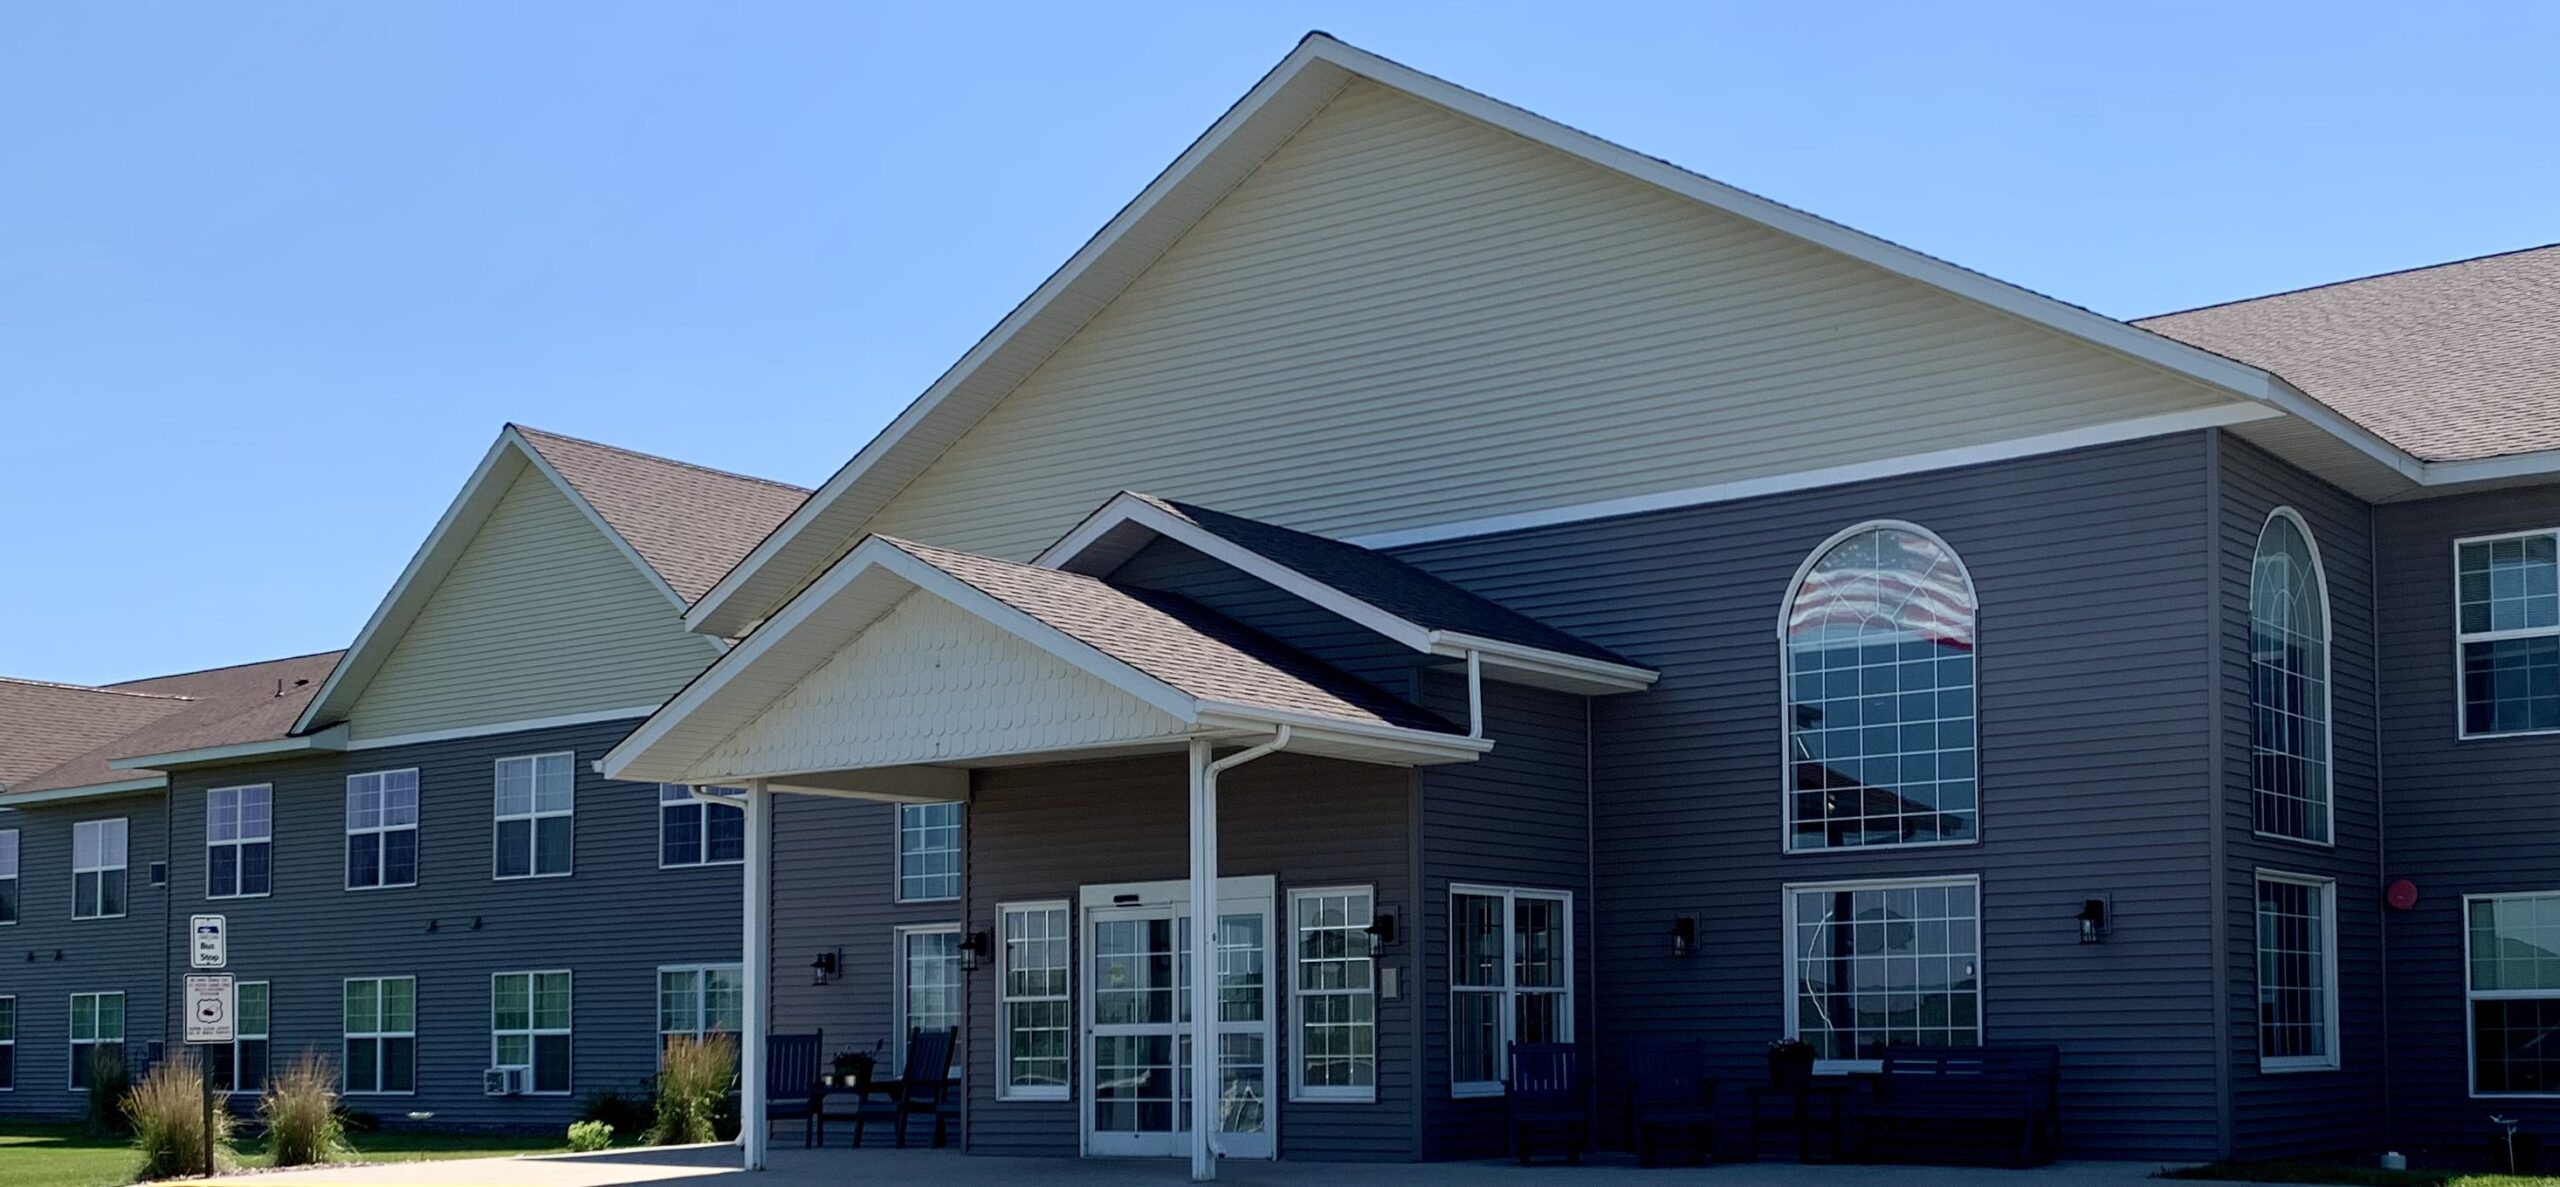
[602,535,1487,791]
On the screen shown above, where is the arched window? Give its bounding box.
[2251,509,2331,843]
[1782,523,1978,850]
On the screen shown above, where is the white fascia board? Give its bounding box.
[112,723,351,771]
[1427,633,1658,693]
[0,776,169,806]
[353,706,660,752]
[1194,704,1490,764]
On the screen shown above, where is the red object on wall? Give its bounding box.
[2386,879,2420,911]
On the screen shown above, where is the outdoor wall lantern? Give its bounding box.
[1669,916,1698,958]
[960,930,994,971]
[810,949,842,986]
[1363,912,1397,954]
[2076,898,2110,944]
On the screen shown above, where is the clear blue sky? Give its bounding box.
[5,3,2552,684]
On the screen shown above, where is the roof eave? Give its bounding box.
[0,776,169,806]
[111,723,352,772]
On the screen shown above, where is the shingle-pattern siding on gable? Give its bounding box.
[2376,482,2560,1146]
[346,468,719,741]
[1389,432,2225,1160]
[0,792,170,1119]
[859,79,2238,563]
[2216,436,2385,1158]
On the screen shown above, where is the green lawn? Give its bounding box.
[0,1124,565,1187]
[2164,1159,2560,1187]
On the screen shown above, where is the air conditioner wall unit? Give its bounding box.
[482,1066,529,1097]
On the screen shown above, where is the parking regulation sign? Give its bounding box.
[190,914,226,970]
[185,974,235,1044]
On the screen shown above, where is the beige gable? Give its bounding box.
[346,466,720,741]
[691,591,1188,782]
[863,80,2241,560]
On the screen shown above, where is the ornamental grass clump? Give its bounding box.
[262,1052,349,1168]
[86,1046,133,1135]
[650,1033,737,1146]
[125,1051,233,1179]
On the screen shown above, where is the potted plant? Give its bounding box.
[1766,1038,1817,1090]
[832,1046,877,1090]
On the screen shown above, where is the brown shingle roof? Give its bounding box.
[0,678,188,789]
[515,426,812,604]
[886,538,1458,736]
[2138,244,2560,463]
[4,652,342,799]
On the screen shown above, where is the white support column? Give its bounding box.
[741,778,772,1171]
[1186,738,1218,1182]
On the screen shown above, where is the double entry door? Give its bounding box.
[1079,876,1275,1159]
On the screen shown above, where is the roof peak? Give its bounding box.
[510,423,813,496]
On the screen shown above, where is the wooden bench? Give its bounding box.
[1858,1044,2060,1167]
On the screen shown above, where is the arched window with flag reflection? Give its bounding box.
[1782,522,1979,851]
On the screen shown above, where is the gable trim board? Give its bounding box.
[682,33,2438,640]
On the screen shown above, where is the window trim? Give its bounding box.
[1775,519,1982,855]
[1781,873,1985,1074]
[492,752,576,881]
[345,769,421,892]
[0,827,19,926]
[2464,890,2560,1098]
[2253,870,2340,1073]
[657,784,745,870]
[341,976,418,1097]
[71,818,128,921]
[205,784,275,901]
[0,993,14,1092]
[893,802,963,904]
[2250,509,2337,847]
[997,900,1071,1102]
[2453,528,2560,741]
[1447,883,1575,1099]
[1290,884,1378,1103]
[655,963,745,1046]
[894,923,964,1074]
[67,990,124,1093]
[491,969,575,1097]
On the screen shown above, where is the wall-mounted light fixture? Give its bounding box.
[2076,898,2110,945]
[1669,916,1698,958]
[810,949,842,986]
[1363,912,1398,954]
[961,931,994,971]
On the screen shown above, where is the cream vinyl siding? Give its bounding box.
[345,467,718,741]
[863,80,2238,560]
[691,591,1186,781]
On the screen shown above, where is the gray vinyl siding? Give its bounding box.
[961,752,1417,1160]
[2376,482,2560,1147]
[765,795,956,1079]
[0,792,171,1119]
[152,717,739,1130]
[2216,436,2384,1158]
[1389,431,2225,1160]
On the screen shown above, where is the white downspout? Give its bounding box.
[1465,649,1484,739]
[1188,725,1291,1182]
[740,778,772,1171]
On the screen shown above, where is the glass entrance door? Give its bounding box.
[1082,881,1273,1159]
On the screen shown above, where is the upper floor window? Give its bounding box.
[1783,523,1978,850]
[659,784,744,868]
[346,770,420,890]
[0,829,18,925]
[72,819,127,919]
[897,802,962,902]
[2252,511,2332,843]
[494,753,574,879]
[2458,531,2560,737]
[206,785,273,899]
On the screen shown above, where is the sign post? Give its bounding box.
[186,972,233,1174]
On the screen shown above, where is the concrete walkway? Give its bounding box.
[204,1143,2210,1187]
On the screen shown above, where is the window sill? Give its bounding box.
[997,1088,1070,1103]
[1450,1083,1504,1100]
[1291,1089,1379,1104]
[2258,1057,2338,1075]
[344,882,420,893]
[2249,829,2336,849]
[1783,837,1980,856]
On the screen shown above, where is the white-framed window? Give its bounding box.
[1781,522,1980,851]
[1785,876,1982,1072]
[656,964,744,1045]
[72,819,127,920]
[658,784,745,868]
[2252,511,2333,843]
[206,785,274,899]
[343,977,416,1095]
[69,991,123,1091]
[0,829,18,925]
[1292,885,1376,1101]
[2255,872,2338,1071]
[896,925,963,1073]
[2467,892,2560,1095]
[210,981,270,1095]
[896,802,962,902]
[346,770,419,890]
[2456,530,2560,737]
[0,995,16,1091]
[494,753,574,879]
[998,901,1070,1100]
[493,970,573,1095]
[1449,885,1572,1097]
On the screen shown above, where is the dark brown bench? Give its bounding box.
[1859,1044,2060,1167]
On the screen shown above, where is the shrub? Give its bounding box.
[87,1046,134,1134]
[261,1052,349,1168]
[567,1120,615,1152]
[579,1087,654,1137]
[125,1051,233,1179]
[648,1033,736,1146]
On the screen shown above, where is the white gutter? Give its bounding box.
[1188,725,1291,1181]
